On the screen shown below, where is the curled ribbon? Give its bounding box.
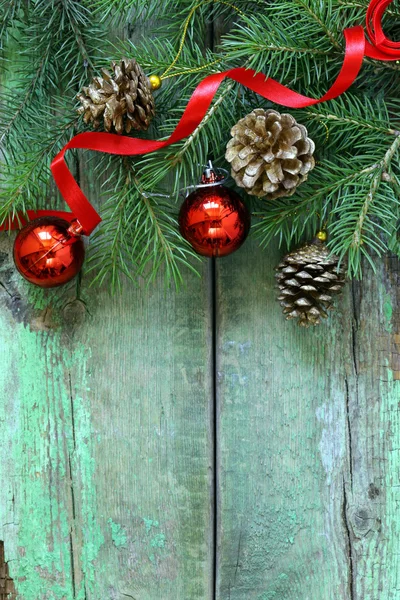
[3,0,400,234]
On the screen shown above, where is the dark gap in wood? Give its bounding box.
[0,541,16,600]
[0,281,12,299]
[69,532,77,598]
[350,281,360,380]
[207,10,219,599]
[342,479,355,600]
[69,372,77,450]
[210,257,218,600]
[68,452,77,521]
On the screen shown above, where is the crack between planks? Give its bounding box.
[342,477,355,600]
[207,13,222,600]
[207,9,220,594]
[210,257,218,600]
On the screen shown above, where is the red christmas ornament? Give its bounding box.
[13,217,85,288]
[179,163,250,257]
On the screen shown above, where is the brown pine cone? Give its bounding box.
[276,237,346,327]
[77,58,155,134]
[225,108,315,199]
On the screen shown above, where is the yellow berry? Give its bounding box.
[149,74,162,91]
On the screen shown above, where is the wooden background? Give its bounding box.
[1,14,400,600]
[1,235,400,600]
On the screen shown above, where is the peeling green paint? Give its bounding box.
[143,517,159,534]
[383,294,393,332]
[108,519,127,548]
[150,533,166,548]
[0,319,104,599]
[376,364,400,600]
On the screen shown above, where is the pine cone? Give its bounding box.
[225,108,315,199]
[77,59,155,134]
[275,238,346,327]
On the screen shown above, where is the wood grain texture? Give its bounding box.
[0,235,213,599]
[215,238,400,600]
[345,256,400,600]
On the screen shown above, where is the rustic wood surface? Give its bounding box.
[216,239,400,600]
[0,236,214,599]
[2,234,400,600]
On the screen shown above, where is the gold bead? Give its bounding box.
[316,230,327,242]
[149,74,162,90]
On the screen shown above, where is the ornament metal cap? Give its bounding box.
[67,219,84,237]
[197,160,229,188]
[183,161,229,196]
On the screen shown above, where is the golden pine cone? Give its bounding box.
[225,108,315,199]
[275,238,346,327]
[77,58,155,134]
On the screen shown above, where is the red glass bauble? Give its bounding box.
[179,185,250,257]
[13,217,85,288]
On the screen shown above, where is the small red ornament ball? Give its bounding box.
[179,185,250,257]
[13,217,85,288]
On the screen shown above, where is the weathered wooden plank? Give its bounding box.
[215,239,354,599]
[0,235,214,599]
[344,257,400,600]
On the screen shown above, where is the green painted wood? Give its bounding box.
[0,236,214,599]
[216,238,400,600]
[344,257,400,600]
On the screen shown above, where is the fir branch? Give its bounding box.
[305,109,397,137]
[1,0,104,149]
[88,159,201,290]
[171,79,236,168]
[0,115,79,222]
[337,0,400,18]
[0,45,51,146]
[351,132,400,249]
[294,0,341,49]
[58,0,95,71]
[0,0,23,45]
[91,0,170,25]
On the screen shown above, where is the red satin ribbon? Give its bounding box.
[3,0,400,234]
